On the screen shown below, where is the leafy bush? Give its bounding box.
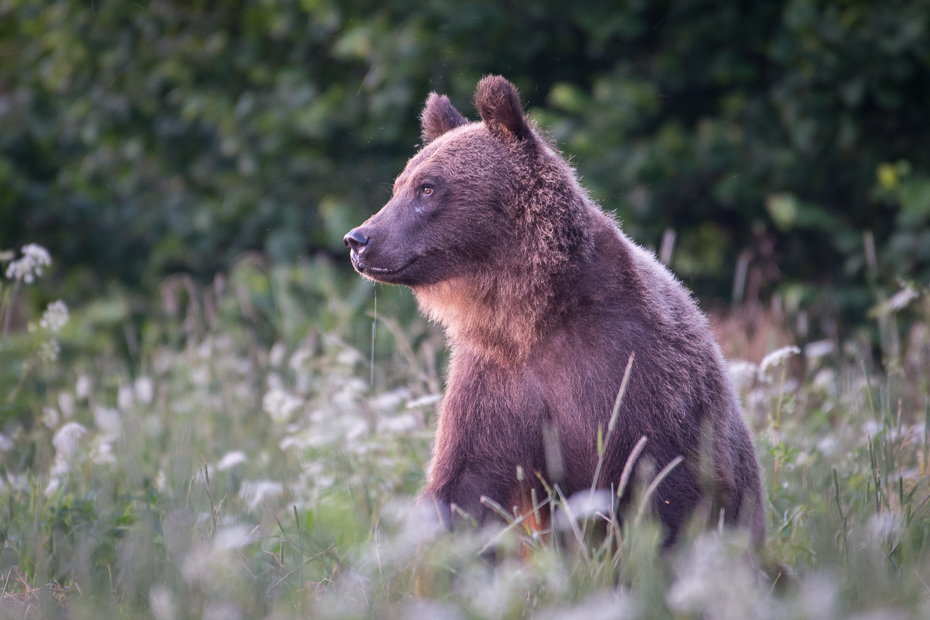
[3,0,930,323]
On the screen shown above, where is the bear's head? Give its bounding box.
[344,76,556,288]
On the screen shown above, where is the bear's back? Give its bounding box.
[522,211,763,540]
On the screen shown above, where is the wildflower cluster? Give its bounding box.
[31,299,70,362]
[39,300,69,332]
[4,244,51,284]
[3,256,930,619]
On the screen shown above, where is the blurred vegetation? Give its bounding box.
[2,0,929,328]
[3,246,930,618]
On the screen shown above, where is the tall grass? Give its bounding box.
[2,249,930,618]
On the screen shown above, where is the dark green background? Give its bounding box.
[3,0,929,327]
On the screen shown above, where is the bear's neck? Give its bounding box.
[413,264,576,366]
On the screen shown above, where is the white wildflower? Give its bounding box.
[759,345,801,376]
[239,480,284,511]
[817,436,838,456]
[370,388,410,411]
[864,420,882,438]
[181,540,247,587]
[58,391,75,418]
[44,478,61,497]
[471,560,535,619]
[94,406,122,437]
[812,368,838,395]
[299,462,334,492]
[5,244,51,284]
[289,346,314,371]
[880,285,919,314]
[870,512,904,546]
[889,285,919,310]
[135,376,154,404]
[334,377,367,410]
[149,585,177,620]
[90,438,117,465]
[336,346,363,367]
[727,360,758,390]
[42,406,60,429]
[396,500,446,549]
[279,432,321,451]
[378,413,419,433]
[22,244,50,265]
[217,451,248,471]
[75,375,92,401]
[406,393,442,409]
[38,300,69,332]
[38,338,60,363]
[345,416,369,443]
[118,385,135,411]
[52,422,87,458]
[553,490,614,531]
[49,456,69,478]
[269,341,286,367]
[804,340,834,360]
[213,525,255,550]
[47,422,88,495]
[262,388,303,424]
[0,434,13,452]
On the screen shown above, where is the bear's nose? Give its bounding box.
[344,229,370,251]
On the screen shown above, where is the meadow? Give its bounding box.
[2,244,930,619]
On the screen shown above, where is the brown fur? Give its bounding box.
[345,76,765,545]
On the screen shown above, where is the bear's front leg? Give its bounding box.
[422,351,549,529]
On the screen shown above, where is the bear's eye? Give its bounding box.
[422,185,434,196]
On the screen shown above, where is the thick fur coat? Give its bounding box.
[345,76,765,544]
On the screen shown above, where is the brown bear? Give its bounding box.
[344,76,765,545]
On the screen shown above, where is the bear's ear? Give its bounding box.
[421,93,469,145]
[474,76,530,141]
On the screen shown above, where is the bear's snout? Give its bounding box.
[343,228,370,252]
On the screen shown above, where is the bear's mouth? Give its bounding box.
[351,252,417,282]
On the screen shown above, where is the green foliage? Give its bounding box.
[3,0,929,323]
